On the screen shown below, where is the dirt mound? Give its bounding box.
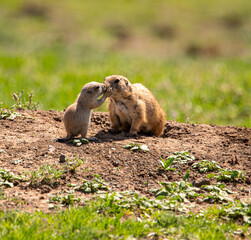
[0,110,250,212]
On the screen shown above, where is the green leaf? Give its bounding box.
[166,157,175,166]
[0,181,14,188]
[76,142,82,147]
[230,170,238,179]
[131,146,139,151]
[80,138,89,144]
[155,190,168,197]
[183,170,190,181]
[166,168,176,171]
[140,145,150,152]
[122,143,135,149]
[207,173,216,179]
[122,142,150,152]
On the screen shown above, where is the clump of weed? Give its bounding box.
[159,156,176,171]
[69,174,109,193]
[0,169,23,188]
[217,169,246,182]
[67,138,89,147]
[172,151,195,164]
[219,201,251,224]
[201,183,235,203]
[0,109,22,121]
[12,90,39,110]
[25,158,85,187]
[64,157,85,173]
[49,193,81,207]
[123,142,150,152]
[150,181,200,203]
[151,180,236,205]
[207,169,246,182]
[26,164,64,187]
[95,191,188,217]
[160,151,195,170]
[192,160,221,173]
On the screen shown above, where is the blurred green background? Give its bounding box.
[0,0,250,126]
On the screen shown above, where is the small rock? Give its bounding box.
[53,117,62,122]
[112,161,120,167]
[11,159,23,165]
[245,177,251,185]
[193,178,211,187]
[196,198,203,204]
[59,154,66,163]
[48,145,55,152]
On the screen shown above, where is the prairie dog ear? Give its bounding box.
[123,78,129,86]
[123,77,132,92]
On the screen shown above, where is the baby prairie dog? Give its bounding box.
[104,75,166,136]
[60,82,108,141]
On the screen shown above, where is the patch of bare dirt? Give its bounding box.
[0,109,250,212]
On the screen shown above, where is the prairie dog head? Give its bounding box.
[104,75,132,98]
[77,82,106,109]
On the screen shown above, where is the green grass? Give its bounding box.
[0,195,249,240]
[1,53,250,126]
[0,166,250,239]
[0,0,250,126]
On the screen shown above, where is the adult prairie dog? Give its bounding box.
[59,82,108,141]
[104,75,166,136]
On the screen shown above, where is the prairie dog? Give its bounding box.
[60,82,108,141]
[104,75,166,136]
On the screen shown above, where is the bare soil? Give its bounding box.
[0,109,250,212]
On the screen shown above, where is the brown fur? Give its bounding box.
[60,82,108,141]
[104,75,166,136]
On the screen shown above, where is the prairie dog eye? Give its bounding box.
[95,86,100,90]
[114,79,120,84]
